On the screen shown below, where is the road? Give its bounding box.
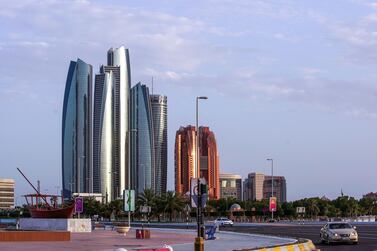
[225,223,377,251]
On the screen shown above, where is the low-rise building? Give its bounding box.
[220,173,242,200]
[0,179,15,209]
[243,173,286,203]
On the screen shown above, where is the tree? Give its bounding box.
[162,191,185,221]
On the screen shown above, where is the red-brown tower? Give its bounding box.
[175,125,220,200]
[199,126,220,200]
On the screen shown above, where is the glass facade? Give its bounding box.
[62,59,92,198]
[150,94,168,194]
[93,70,113,202]
[130,83,155,196]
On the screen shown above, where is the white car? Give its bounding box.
[320,222,358,244]
[215,217,234,226]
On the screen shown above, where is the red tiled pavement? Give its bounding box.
[0,229,195,251]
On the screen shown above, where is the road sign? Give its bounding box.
[75,197,83,213]
[190,178,207,208]
[296,207,305,214]
[269,196,277,212]
[123,189,135,212]
[140,206,151,213]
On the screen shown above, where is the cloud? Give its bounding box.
[1,0,377,121]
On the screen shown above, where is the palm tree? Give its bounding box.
[137,188,157,221]
[163,191,185,222]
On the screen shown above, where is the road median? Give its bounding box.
[234,238,317,251]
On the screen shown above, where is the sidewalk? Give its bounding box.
[0,228,296,251]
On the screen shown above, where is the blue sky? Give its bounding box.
[1,0,377,203]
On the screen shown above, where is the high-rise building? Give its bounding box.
[150,94,168,195]
[0,179,15,209]
[92,46,131,201]
[107,46,131,200]
[220,173,242,200]
[130,83,155,196]
[243,172,287,203]
[199,126,220,199]
[93,70,113,201]
[175,125,220,200]
[62,58,92,198]
[175,126,196,196]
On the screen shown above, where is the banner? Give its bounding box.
[75,197,83,213]
[269,196,277,212]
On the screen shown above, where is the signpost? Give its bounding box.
[123,189,135,212]
[296,207,305,224]
[75,197,83,218]
[190,178,207,208]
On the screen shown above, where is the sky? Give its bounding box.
[1,0,377,203]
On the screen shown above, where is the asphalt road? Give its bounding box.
[225,224,377,251]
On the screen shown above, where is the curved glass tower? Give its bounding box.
[107,46,131,199]
[150,94,167,194]
[130,83,155,195]
[62,58,92,198]
[93,69,113,202]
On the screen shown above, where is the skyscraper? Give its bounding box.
[62,58,92,198]
[93,69,113,201]
[150,94,168,195]
[130,83,155,196]
[107,47,131,200]
[199,126,220,200]
[175,125,220,199]
[175,126,196,196]
[92,46,131,201]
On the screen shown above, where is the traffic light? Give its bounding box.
[200,184,208,195]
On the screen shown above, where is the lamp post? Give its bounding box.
[267,158,274,221]
[196,96,207,241]
[128,128,137,228]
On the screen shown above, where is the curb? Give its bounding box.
[236,239,317,251]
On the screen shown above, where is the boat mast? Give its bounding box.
[17,167,52,208]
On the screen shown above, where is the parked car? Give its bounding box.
[320,222,358,244]
[214,217,234,226]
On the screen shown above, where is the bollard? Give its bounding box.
[194,237,204,251]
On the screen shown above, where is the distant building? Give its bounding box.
[0,179,15,209]
[175,125,220,199]
[263,175,287,203]
[150,94,168,195]
[220,173,242,200]
[363,192,377,200]
[243,172,286,203]
[243,173,265,201]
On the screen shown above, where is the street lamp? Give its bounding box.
[267,158,274,221]
[196,96,207,241]
[128,128,137,228]
[77,155,85,196]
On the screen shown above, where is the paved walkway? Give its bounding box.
[0,228,296,251]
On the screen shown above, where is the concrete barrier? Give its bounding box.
[237,239,316,251]
[0,230,70,241]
